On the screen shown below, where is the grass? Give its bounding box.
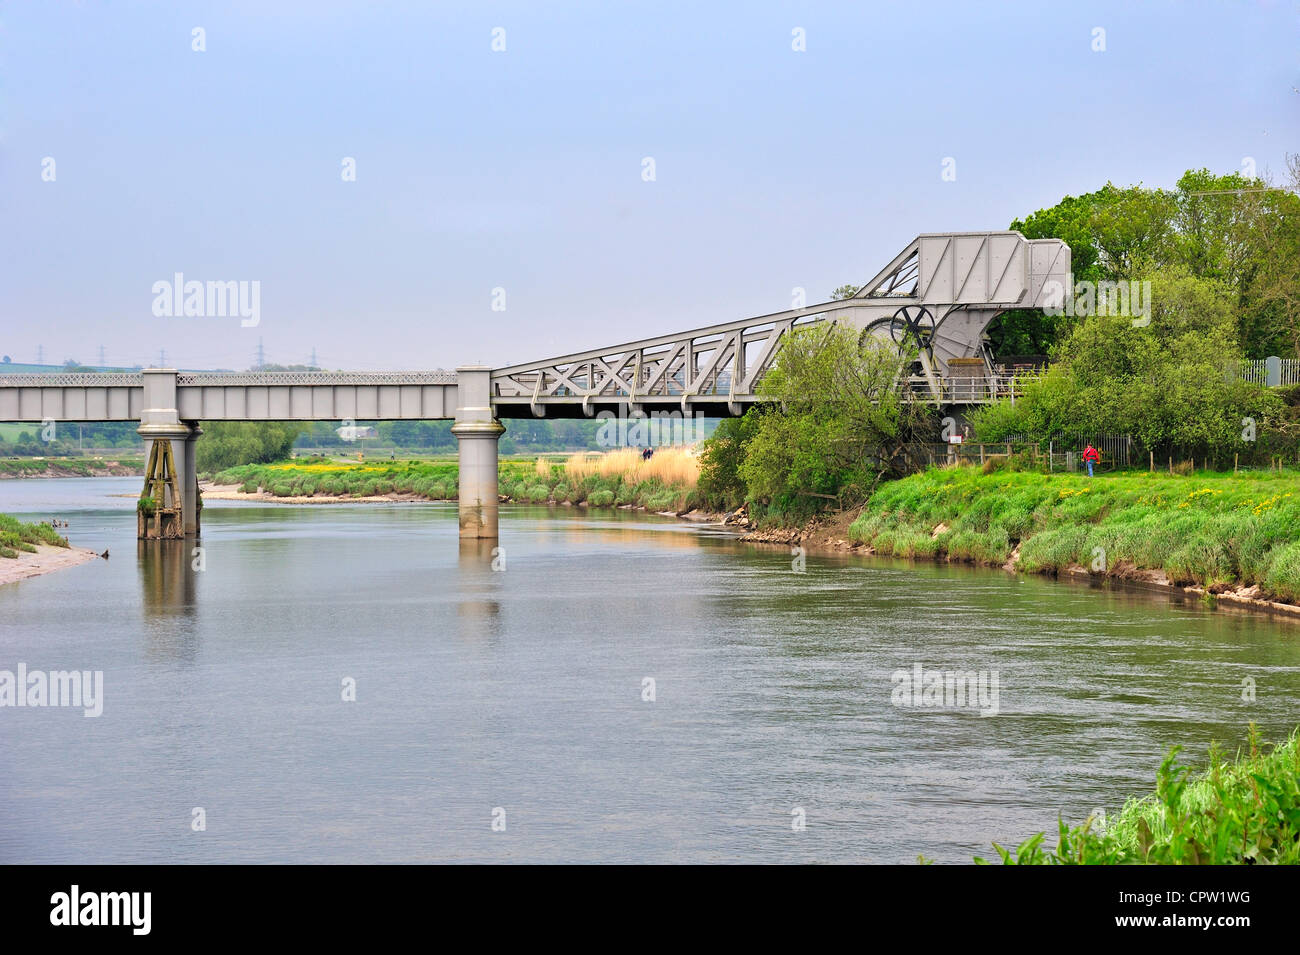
[978,724,1300,864]
[0,513,70,557]
[848,466,1300,603]
[211,448,702,513]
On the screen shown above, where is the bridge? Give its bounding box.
[1,231,1069,541]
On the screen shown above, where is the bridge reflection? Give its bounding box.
[138,539,200,662]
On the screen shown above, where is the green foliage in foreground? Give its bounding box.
[980,725,1300,864]
[0,513,69,557]
[849,466,1300,602]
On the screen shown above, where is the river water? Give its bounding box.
[1,477,1297,863]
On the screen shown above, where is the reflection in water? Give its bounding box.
[457,537,502,641]
[137,539,200,663]
[2,479,1299,863]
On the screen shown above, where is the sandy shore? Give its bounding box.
[0,544,99,587]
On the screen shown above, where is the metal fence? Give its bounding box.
[1238,357,1300,387]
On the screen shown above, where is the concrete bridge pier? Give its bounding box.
[451,366,505,539]
[137,369,201,539]
[182,422,202,536]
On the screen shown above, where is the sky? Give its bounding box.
[2,0,1297,371]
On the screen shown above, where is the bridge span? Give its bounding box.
[1,230,1068,540]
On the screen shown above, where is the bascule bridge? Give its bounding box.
[1,231,1069,540]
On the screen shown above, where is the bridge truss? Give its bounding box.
[490,231,1069,417]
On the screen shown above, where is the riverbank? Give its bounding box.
[0,513,97,586]
[200,481,721,524]
[810,467,1300,617]
[209,449,703,513]
[0,543,99,586]
[0,457,143,479]
[201,482,439,505]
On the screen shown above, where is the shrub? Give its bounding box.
[981,725,1300,865]
[588,489,615,507]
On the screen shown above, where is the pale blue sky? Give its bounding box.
[2,0,1297,370]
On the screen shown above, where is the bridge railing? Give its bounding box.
[907,372,1043,404]
[0,372,145,387]
[175,371,457,386]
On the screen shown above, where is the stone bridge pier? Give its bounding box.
[451,366,505,539]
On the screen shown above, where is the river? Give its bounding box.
[1,477,1297,863]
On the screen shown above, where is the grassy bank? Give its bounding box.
[211,448,701,512]
[849,466,1300,603]
[0,456,144,478]
[0,513,70,559]
[979,725,1300,864]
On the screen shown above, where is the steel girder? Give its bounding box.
[490,231,1070,415]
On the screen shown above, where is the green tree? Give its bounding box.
[972,269,1281,458]
[703,325,926,514]
[196,422,305,471]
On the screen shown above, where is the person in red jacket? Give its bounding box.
[1082,444,1101,477]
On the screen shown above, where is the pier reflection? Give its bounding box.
[457,538,502,641]
[138,540,200,662]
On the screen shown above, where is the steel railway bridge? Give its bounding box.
[1,231,1069,540]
